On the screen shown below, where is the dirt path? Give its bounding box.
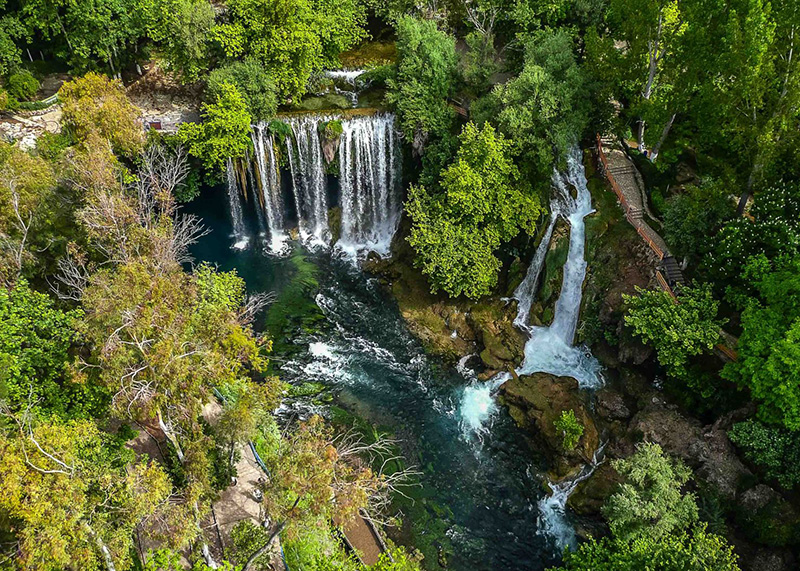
[340,515,383,566]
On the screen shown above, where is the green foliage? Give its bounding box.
[729,420,800,489]
[34,131,74,161]
[722,255,800,430]
[5,70,39,101]
[386,16,457,151]
[212,0,367,100]
[208,60,278,122]
[552,524,740,571]
[145,0,216,82]
[0,418,174,570]
[406,122,542,299]
[623,284,724,378]
[59,72,145,155]
[0,280,103,418]
[553,409,583,451]
[708,182,800,298]
[231,520,274,570]
[179,82,252,173]
[369,548,423,570]
[461,30,499,96]
[604,443,699,542]
[320,119,343,140]
[496,29,590,181]
[663,180,735,262]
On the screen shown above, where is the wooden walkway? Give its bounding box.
[596,135,685,292]
[596,134,737,361]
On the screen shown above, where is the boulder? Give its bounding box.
[499,372,599,478]
[595,387,631,421]
[567,462,623,516]
[626,403,751,500]
[468,299,526,374]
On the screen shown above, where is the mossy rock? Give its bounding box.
[328,207,342,244]
[499,372,599,477]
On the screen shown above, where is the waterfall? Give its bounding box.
[514,200,561,329]
[515,147,603,387]
[337,113,401,257]
[459,146,602,434]
[251,127,287,252]
[284,115,331,246]
[234,112,401,255]
[537,442,606,550]
[225,159,248,250]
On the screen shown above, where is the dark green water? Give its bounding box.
[185,184,564,570]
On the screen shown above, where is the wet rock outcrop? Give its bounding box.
[499,372,599,479]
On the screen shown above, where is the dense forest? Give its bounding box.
[0,0,798,570]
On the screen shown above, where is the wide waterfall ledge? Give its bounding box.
[224,111,402,259]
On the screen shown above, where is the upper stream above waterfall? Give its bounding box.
[225,111,402,256]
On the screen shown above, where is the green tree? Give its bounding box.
[59,72,144,155]
[208,61,278,122]
[623,284,724,378]
[708,182,800,298]
[0,280,101,418]
[0,417,174,570]
[605,0,687,160]
[496,29,590,181]
[604,442,699,542]
[179,82,252,173]
[722,255,800,430]
[145,0,216,82]
[552,524,740,571]
[662,179,735,263]
[407,122,542,299]
[0,142,60,282]
[21,0,146,72]
[554,409,584,451]
[386,16,457,155]
[729,419,800,489]
[212,0,366,101]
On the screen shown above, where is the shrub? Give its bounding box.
[319,119,342,140]
[207,60,278,122]
[554,409,584,450]
[729,420,800,489]
[6,70,39,101]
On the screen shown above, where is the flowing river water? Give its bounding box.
[187,127,602,568]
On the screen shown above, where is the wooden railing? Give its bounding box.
[597,134,738,362]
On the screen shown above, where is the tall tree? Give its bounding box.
[387,16,458,155]
[407,122,541,299]
[0,416,174,571]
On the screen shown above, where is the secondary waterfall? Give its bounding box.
[225,159,248,250]
[458,145,604,547]
[231,112,402,255]
[459,146,602,433]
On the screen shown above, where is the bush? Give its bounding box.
[554,409,584,450]
[729,420,800,489]
[319,119,342,140]
[207,60,277,123]
[6,70,40,101]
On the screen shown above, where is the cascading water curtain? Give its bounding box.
[244,112,402,255]
[225,158,248,249]
[337,112,402,256]
[251,125,287,252]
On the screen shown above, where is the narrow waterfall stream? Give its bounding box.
[459,146,603,548]
[225,159,248,249]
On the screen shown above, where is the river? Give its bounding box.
[185,120,600,569]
